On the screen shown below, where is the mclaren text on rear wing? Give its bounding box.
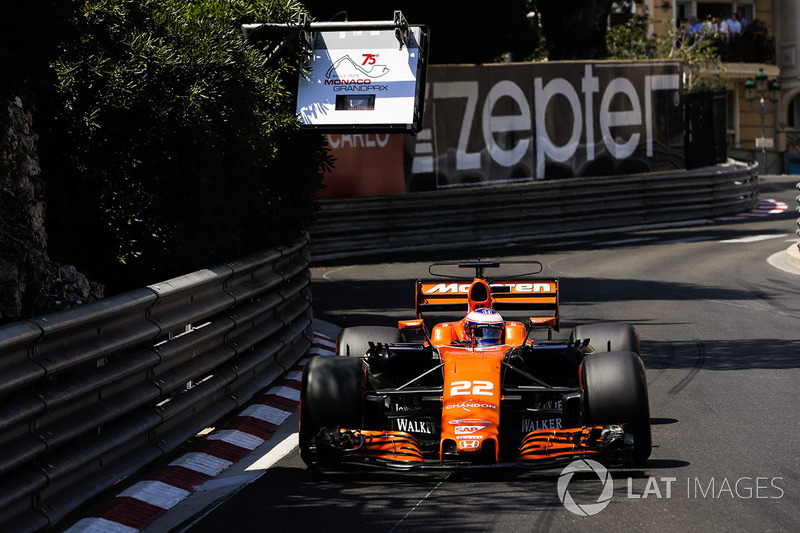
[415,278,560,328]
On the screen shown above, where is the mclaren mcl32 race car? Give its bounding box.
[300,261,651,470]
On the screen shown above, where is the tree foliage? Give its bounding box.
[42,0,331,291]
[606,11,726,92]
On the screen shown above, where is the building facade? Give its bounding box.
[643,0,799,170]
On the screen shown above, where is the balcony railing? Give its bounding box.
[717,34,775,64]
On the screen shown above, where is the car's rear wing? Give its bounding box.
[414,277,560,331]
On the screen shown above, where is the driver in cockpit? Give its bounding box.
[463,308,504,348]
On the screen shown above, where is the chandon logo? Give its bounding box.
[445,400,497,412]
[557,459,614,516]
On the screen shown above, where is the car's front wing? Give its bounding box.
[311,425,630,470]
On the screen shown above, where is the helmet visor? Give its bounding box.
[471,324,502,345]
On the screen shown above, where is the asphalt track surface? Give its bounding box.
[71,176,800,532]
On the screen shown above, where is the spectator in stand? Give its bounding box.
[746,19,768,62]
[714,12,729,34]
[688,16,702,34]
[736,9,747,30]
[726,12,742,35]
[726,12,743,61]
[759,20,769,62]
[713,12,730,59]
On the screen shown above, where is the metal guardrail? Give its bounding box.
[309,161,760,261]
[0,236,313,532]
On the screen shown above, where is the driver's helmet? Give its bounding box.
[464,308,504,347]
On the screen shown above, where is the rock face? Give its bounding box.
[0,98,103,324]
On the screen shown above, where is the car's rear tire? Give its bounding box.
[581,350,651,465]
[570,322,640,354]
[337,326,401,357]
[299,356,365,467]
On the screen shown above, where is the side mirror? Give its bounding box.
[529,317,557,328]
[398,319,424,330]
[398,319,431,344]
[528,316,557,341]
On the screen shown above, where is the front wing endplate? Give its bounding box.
[516,425,627,465]
[316,428,425,468]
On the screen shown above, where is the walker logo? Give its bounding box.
[395,418,434,434]
[522,417,562,432]
[557,459,614,516]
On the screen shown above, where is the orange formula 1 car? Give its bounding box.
[300,261,651,470]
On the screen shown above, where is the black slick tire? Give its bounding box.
[337,325,401,357]
[570,322,640,354]
[581,350,652,465]
[299,356,365,467]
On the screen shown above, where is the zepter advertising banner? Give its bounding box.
[296,27,428,133]
[405,61,684,190]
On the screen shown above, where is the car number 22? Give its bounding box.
[450,380,494,396]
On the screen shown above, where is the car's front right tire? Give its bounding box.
[570,322,640,354]
[580,350,651,465]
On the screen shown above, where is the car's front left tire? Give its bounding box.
[337,325,402,357]
[299,356,365,467]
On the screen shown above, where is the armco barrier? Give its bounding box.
[309,160,759,261]
[0,236,312,532]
